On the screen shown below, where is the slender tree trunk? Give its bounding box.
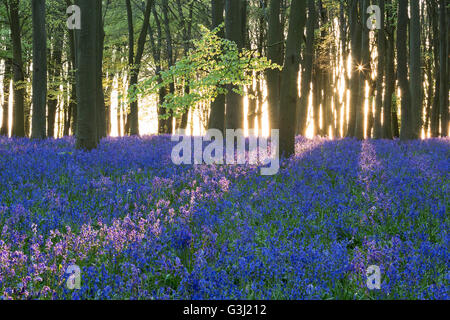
[430,0,440,137]
[125,0,153,136]
[266,0,283,131]
[176,0,194,130]
[340,0,350,137]
[439,0,448,137]
[319,0,333,138]
[366,81,376,138]
[347,0,362,138]
[162,0,174,134]
[279,0,307,157]
[1,59,11,136]
[374,0,385,139]
[67,0,77,136]
[410,0,423,139]
[148,4,169,135]
[383,18,395,139]
[116,72,123,136]
[225,0,244,130]
[398,0,413,140]
[125,0,134,135]
[248,77,257,131]
[355,0,368,140]
[208,0,226,132]
[105,73,114,136]
[312,68,321,136]
[47,37,63,138]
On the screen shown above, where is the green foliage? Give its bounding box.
[128,25,281,120]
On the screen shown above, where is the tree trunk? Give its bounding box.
[347,0,362,138]
[31,0,47,139]
[279,0,307,157]
[373,0,385,139]
[225,0,244,130]
[430,0,440,137]
[96,0,106,140]
[312,67,321,136]
[354,0,368,140]
[162,0,174,134]
[410,0,422,139]
[8,0,25,137]
[47,36,63,138]
[439,0,448,137]
[296,0,315,137]
[75,0,99,150]
[66,0,78,136]
[125,0,153,136]
[340,0,350,137]
[1,58,11,136]
[176,0,194,130]
[105,73,114,136]
[148,4,168,135]
[266,0,283,131]
[398,0,413,140]
[383,15,395,140]
[208,0,226,132]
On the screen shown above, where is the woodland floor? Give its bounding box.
[0,136,448,299]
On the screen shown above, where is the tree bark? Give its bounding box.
[225,0,244,130]
[374,0,385,139]
[279,0,307,157]
[347,0,362,138]
[47,36,63,138]
[266,0,283,131]
[208,0,226,132]
[398,0,413,140]
[8,0,25,137]
[430,0,440,137]
[383,10,395,140]
[31,0,47,139]
[66,0,77,136]
[1,59,11,136]
[439,0,448,137]
[75,0,99,150]
[176,0,194,130]
[296,0,315,136]
[162,0,174,134]
[96,0,106,140]
[355,0,369,140]
[125,0,153,136]
[410,0,423,139]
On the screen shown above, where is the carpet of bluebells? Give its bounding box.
[0,135,448,300]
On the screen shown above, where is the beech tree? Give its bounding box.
[75,0,101,150]
[4,0,25,137]
[225,0,244,130]
[266,0,283,131]
[125,0,153,136]
[31,0,46,140]
[439,0,448,137]
[279,0,307,157]
[410,0,422,139]
[208,0,225,133]
[397,0,413,141]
